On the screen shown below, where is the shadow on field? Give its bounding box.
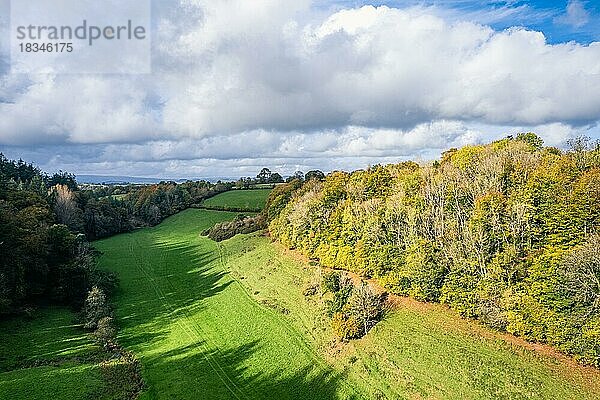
[108,226,357,399]
[0,307,92,372]
[111,236,233,352]
[152,340,356,400]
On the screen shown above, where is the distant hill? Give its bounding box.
[77,175,233,184]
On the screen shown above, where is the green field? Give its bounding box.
[222,234,600,400]
[2,208,599,399]
[95,209,352,399]
[0,307,129,400]
[201,189,271,211]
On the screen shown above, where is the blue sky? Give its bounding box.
[0,0,599,179]
[321,0,600,43]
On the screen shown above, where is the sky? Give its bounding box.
[0,0,599,179]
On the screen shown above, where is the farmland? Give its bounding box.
[94,209,352,399]
[201,189,272,212]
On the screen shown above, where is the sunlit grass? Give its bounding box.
[0,307,121,399]
[0,307,94,372]
[95,209,352,400]
[201,189,272,211]
[0,363,105,399]
[3,207,598,400]
[222,233,600,400]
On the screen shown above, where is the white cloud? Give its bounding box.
[1,1,600,176]
[5,120,597,179]
[556,0,590,28]
[0,74,161,145]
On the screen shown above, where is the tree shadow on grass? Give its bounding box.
[0,308,94,371]
[148,340,360,400]
[107,227,361,399]
[109,235,235,352]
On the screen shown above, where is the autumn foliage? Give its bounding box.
[269,135,600,366]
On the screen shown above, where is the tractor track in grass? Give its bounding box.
[128,237,248,400]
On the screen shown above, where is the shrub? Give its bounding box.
[325,275,354,317]
[348,282,386,336]
[331,312,360,341]
[204,214,266,242]
[89,268,119,296]
[324,275,385,339]
[303,282,319,296]
[83,286,111,330]
[94,316,116,348]
[478,297,508,331]
[322,271,341,293]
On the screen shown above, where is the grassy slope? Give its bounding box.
[95,209,356,400]
[0,307,106,400]
[202,189,271,211]
[5,206,598,400]
[222,233,600,400]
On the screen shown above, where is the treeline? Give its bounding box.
[0,156,115,315]
[202,214,266,242]
[233,168,326,189]
[71,180,232,239]
[201,170,326,241]
[0,154,232,314]
[268,134,600,366]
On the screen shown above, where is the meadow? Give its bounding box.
[94,209,353,399]
[223,233,600,400]
[2,188,599,399]
[0,307,137,399]
[200,189,272,211]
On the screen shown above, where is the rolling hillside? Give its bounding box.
[94,209,353,399]
[95,208,600,399]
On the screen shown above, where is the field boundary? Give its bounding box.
[192,205,262,213]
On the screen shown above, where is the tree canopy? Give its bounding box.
[267,135,600,366]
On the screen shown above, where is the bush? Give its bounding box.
[204,214,266,242]
[325,275,354,317]
[93,316,116,348]
[323,274,385,339]
[348,282,386,336]
[83,286,111,330]
[331,312,361,341]
[89,268,119,296]
[322,271,341,293]
[303,282,319,296]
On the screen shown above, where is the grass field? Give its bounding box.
[94,209,354,399]
[0,307,114,400]
[2,207,599,399]
[221,233,600,400]
[201,189,271,211]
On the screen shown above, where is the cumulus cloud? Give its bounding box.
[0,1,599,176]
